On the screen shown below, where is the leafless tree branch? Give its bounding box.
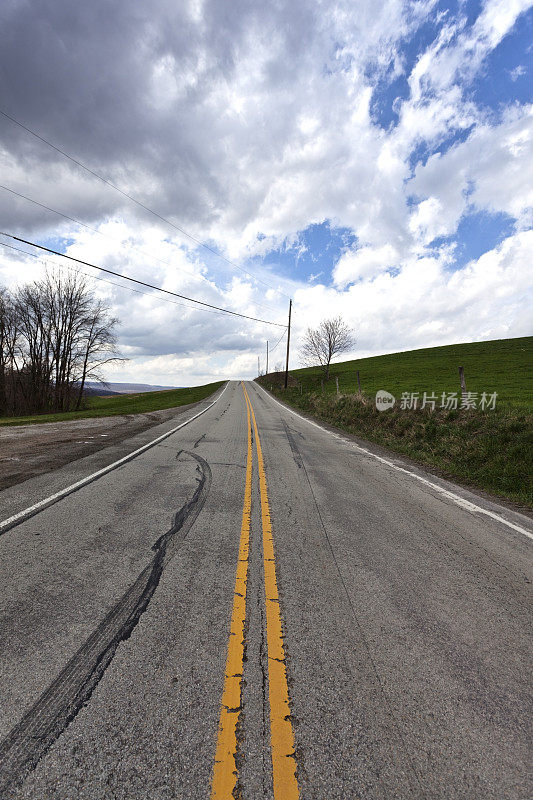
[300,316,355,380]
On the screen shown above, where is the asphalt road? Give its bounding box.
[0,380,531,800]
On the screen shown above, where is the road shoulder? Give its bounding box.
[0,384,229,524]
[254,383,533,528]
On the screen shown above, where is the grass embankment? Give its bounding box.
[0,381,225,427]
[257,337,533,508]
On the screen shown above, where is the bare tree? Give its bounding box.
[73,299,121,409]
[13,280,54,412]
[300,316,355,380]
[0,288,19,415]
[0,270,124,416]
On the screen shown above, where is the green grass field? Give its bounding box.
[0,381,225,426]
[258,337,533,507]
[288,337,532,409]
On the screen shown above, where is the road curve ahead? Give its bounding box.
[0,380,531,800]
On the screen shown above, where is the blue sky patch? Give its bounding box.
[430,208,516,269]
[42,234,76,253]
[467,8,533,114]
[256,221,357,284]
[369,0,484,130]
[407,124,475,175]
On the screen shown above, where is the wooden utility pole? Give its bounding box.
[258,355,260,376]
[284,299,292,389]
[266,340,269,375]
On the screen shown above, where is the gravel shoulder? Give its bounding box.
[0,405,200,490]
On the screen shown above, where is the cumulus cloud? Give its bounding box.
[294,230,533,357]
[409,105,533,224]
[0,0,531,384]
[333,245,399,285]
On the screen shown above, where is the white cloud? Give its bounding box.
[409,104,533,233]
[510,65,526,80]
[333,244,399,285]
[408,197,451,244]
[294,231,533,364]
[406,0,532,98]
[1,222,531,383]
[0,0,531,385]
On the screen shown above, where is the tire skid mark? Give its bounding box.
[280,419,303,469]
[0,451,211,799]
[0,383,227,537]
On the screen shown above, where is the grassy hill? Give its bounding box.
[287,337,532,409]
[258,337,532,508]
[0,381,225,426]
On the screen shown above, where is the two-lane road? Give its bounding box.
[0,381,531,799]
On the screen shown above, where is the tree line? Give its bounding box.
[0,270,121,417]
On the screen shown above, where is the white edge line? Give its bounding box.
[253,382,533,542]
[0,382,229,535]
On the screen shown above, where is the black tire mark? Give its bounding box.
[0,451,211,798]
[254,390,271,410]
[280,419,303,469]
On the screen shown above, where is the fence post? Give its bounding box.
[335,376,339,395]
[356,370,362,396]
[458,366,467,399]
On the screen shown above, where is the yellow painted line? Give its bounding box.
[210,384,252,799]
[243,384,300,800]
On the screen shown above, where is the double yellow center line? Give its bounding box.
[210,384,299,799]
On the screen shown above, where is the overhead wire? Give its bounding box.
[0,232,287,328]
[0,108,290,299]
[0,240,231,319]
[269,329,287,353]
[0,183,281,316]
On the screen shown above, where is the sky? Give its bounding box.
[0,0,531,386]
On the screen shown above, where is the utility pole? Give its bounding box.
[266,340,269,375]
[258,355,260,376]
[284,299,292,389]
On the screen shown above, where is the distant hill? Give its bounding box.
[85,381,180,395]
[83,385,120,397]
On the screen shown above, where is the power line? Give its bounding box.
[0,184,219,291]
[0,232,287,328]
[269,329,287,353]
[0,108,289,299]
[0,241,231,319]
[0,183,281,316]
